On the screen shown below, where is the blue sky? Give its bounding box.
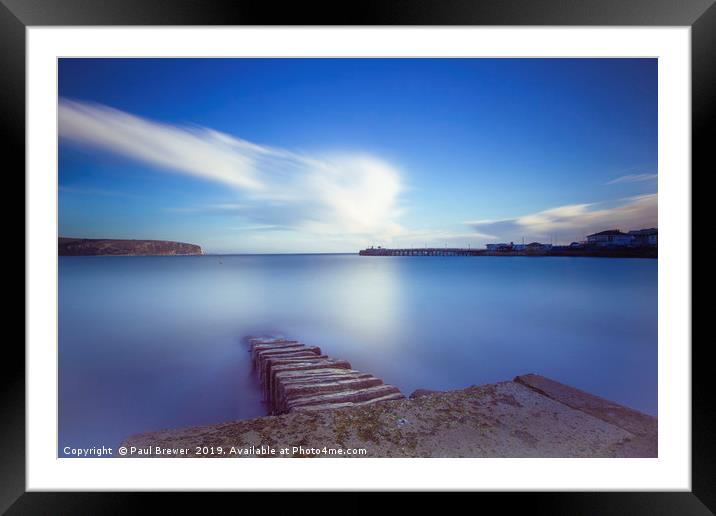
[58,58,657,253]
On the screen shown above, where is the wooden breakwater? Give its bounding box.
[248,337,405,415]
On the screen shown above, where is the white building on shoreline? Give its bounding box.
[586,228,657,247]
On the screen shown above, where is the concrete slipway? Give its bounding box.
[121,373,656,458]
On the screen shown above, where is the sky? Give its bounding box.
[58,58,657,254]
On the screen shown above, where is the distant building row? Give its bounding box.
[485,228,657,252]
[584,228,657,248]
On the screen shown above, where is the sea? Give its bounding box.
[58,254,657,456]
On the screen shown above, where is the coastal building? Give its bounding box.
[524,242,552,254]
[628,228,658,247]
[486,243,513,252]
[586,229,633,247]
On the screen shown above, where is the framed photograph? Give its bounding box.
[8,0,709,509]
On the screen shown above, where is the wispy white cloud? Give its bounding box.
[59,99,403,242]
[606,173,657,185]
[59,100,265,190]
[468,194,657,244]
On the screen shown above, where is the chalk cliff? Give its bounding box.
[58,237,203,256]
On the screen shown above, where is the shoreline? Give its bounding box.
[119,374,657,458]
[359,248,657,259]
[59,252,657,258]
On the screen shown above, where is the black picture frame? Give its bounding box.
[5,0,709,511]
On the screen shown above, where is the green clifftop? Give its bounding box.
[58,237,203,256]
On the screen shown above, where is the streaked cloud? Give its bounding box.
[468,194,657,244]
[59,99,403,241]
[606,173,657,185]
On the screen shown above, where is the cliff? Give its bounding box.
[58,237,203,256]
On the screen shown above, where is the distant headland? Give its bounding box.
[58,237,203,256]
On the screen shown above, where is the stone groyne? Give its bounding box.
[249,337,404,415]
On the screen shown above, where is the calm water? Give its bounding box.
[59,254,657,455]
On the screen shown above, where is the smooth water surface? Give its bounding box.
[59,254,657,455]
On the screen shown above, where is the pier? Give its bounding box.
[359,247,484,256]
[358,246,657,258]
[248,337,405,415]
